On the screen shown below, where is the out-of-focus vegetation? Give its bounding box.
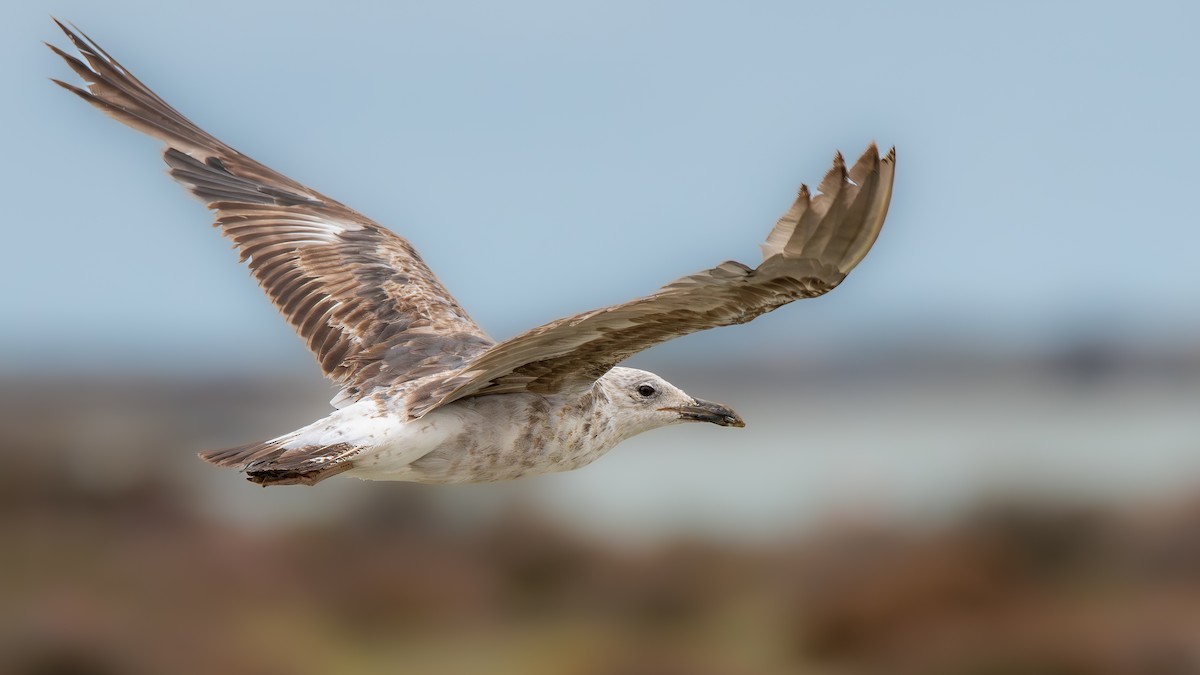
[8,480,1200,674]
[3,360,1200,675]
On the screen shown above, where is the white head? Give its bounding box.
[595,367,745,441]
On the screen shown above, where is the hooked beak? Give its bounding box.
[661,398,746,428]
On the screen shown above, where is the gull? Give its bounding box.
[48,20,896,487]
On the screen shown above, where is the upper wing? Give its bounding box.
[48,21,493,401]
[407,145,894,418]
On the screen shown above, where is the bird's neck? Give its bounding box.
[551,382,623,450]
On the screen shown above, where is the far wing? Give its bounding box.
[48,21,493,402]
[407,145,895,418]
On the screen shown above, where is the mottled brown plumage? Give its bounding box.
[48,20,492,409]
[49,20,895,486]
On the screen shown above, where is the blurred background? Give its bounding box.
[5,1,1200,673]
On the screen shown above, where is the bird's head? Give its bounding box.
[597,367,745,439]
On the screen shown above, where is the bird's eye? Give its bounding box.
[637,384,657,397]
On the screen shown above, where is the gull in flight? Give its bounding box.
[49,20,896,487]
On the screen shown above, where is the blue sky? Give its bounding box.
[4,0,1199,373]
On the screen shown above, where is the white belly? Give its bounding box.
[342,406,466,481]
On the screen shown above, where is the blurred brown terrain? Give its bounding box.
[3,347,1200,675]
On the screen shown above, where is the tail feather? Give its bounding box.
[199,440,361,486]
[199,440,285,468]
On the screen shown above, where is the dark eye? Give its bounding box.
[637,384,657,397]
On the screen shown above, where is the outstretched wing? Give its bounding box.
[408,145,894,418]
[48,20,493,403]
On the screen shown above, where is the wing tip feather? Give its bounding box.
[761,142,895,269]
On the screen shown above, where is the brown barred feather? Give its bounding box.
[48,20,492,404]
